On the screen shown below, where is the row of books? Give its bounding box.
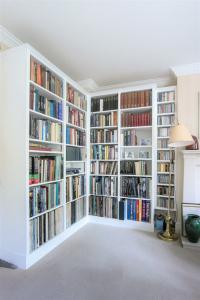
[29,142,62,153]
[120,177,152,199]
[157,186,174,196]
[30,57,63,97]
[157,103,175,114]
[120,129,137,146]
[121,90,152,109]
[90,176,118,196]
[90,112,118,127]
[121,112,152,127]
[89,196,118,219]
[30,116,62,143]
[67,85,87,111]
[29,156,63,184]
[157,91,175,103]
[157,115,175,126]
[120,160,151,176]
[66,147,85,161]
[66,175,85,202]
[157,150,175,161]
[30,86,63,120]
[158,127,170,137]
[66,127,85,146]
[127,199,150,222]
[157,162,174,173]
[157,174,174,184]
[157,198,174,209]
[29,182,61,217]
[66,107,85,128]
[91,145,118,160]
[90,161,118,175]
[157,139,169,148]
[29,207,64,252]
[66,198,86,227]
[91,95,118,112]
[90,129,118,143]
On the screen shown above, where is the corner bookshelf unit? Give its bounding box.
[155,87,177,215]
[89,86,157,230]
[0,44,88,269]
[0,43,177,269]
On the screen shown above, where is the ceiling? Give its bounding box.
[0,0,200,88]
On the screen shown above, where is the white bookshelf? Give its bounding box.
[89,85,156,228]
[155,86,177,213]
[0,43,178,269]
[0,44,89,269]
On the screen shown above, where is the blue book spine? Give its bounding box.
[127,200,131,220]
[35,89,39,112]
[58,102,62,120]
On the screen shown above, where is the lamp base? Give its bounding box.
[158,230,178,241]
[158,212,178,241]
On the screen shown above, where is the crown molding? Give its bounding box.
[78,78,99,92]
[0,25,22,50]
[79,76,175,93]
[171,63,200,77]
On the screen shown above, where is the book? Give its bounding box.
[67,84,87,111]
[90,129,118,143]
[91,95,118,112]
[29,156,63,184]
[89,196,118,219]
[127,199,151,222]
[30,57,63,97]
[30,85,62,120]
[29,115,62,143]
[121,90,152,108]
[90,111,118,127]
[66,127,85,146]
[90,176,118,196]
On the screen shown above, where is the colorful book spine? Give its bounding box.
[30,57,63,97]
[66,127,85,146]
[89,196,118,219]
[127,199,151,222]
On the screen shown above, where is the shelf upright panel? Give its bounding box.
[86,94,91,217]
[0,45,29,268]
[117,91,121,219]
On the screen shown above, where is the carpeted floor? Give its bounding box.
[0,223,200,300]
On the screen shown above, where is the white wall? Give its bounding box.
[176,74,200,222]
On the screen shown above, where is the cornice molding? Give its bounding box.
[0,25,22,50]
[171,63,200,77]
[79,76,175,93]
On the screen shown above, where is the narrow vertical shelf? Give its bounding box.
[155,86,177,215]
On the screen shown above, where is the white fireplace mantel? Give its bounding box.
[182,150,200,204]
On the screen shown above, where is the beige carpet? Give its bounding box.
[0,223,200,300]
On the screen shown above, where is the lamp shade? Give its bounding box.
[168,124,194,148]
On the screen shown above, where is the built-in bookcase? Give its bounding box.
[0,43,177,269]
[155,87,176,213]
[0,44,88,268]
[89,86,156,229]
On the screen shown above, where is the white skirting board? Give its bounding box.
[87,216,154,232]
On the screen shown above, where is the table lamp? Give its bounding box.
[158,123,193,241]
